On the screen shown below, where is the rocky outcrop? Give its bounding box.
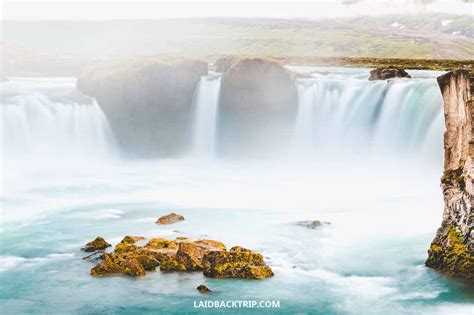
[203,246,274,279]
[197,284,211,293]
[81,237,111,252]
[368,67,411,80]
[77,57,208,157]
[296,220,330,229]
[216,57,298,156]
[88,236,272,279]
[156,213,185,225]
[120,236,145,244]
[425,69,473,281]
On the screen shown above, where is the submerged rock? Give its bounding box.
[156,213,185,225]
[82,237,111,252]
[197,284,211,293]
[296,220,330,229]
[202,246,274,279]
[368,67,411,80]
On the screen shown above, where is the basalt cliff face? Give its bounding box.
[77,57,208,157]
[216,57,298,156]
[426,69,473,281]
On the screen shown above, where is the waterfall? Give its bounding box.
[191,73,222,157]
[292,78,317,153]
[293,75,444,164]
[1,78,118,165]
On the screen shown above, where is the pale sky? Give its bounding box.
[2,0,473,20]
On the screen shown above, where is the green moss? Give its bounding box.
[441,166,466,191]
[426,223,473,280]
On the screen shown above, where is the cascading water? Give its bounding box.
[191,73,222,157]
[2,69,471,315]
[0,78,118,165]
[292,69,444,165]
[292,78,317,153]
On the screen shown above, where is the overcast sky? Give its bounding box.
[2,0,473,20]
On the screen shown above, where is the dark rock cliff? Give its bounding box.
[77,57,208,157]
[426,69,473,281]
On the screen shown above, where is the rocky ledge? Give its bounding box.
[425,69,473,281]
[216,56,298,156]
[156,213,185,225]
[77,56,208,157]
[83,236,273,279]
[368,67,411,80]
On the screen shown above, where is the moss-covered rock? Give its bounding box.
[172,239,227,271]
[87,236,271,279]
[426,223,473,280]
[91,253,146,276]
[120,235,145,244]
[82,237,111,252]
[203,246,274,279]
[441,166,466,191]
[156,213,185,225]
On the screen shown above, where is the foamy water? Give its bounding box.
[1,73,472,314]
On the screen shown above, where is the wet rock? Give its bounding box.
[91,253,146,277]
[368,67,411,80]
[82,251,105,263]
[120,235,145,244]
[82,237,111,252]
[296,220,330,229]
[156,213,185,225]
[145,237,183,250]
[197,284,211,293]
[159,239,226,272]
[203,246,274,279]
[87,236,271,279]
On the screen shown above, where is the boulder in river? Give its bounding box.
[197,284,212,293]
[88,236,272,279]
[156,213,185,225]
[159,239,227,271]
[202,246,274,279]
[120,235,145,244]
[296,220,330,229]
[91,253,147,276]
[368,67,411,80]
[82,237,111,252]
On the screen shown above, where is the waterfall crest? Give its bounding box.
[1,78,118,164]
[191,73,222,157]
[292,75,444,164]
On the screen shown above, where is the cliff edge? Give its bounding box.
[77,57,208,157]
[425,69,473,281]
[216,57,298,156]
